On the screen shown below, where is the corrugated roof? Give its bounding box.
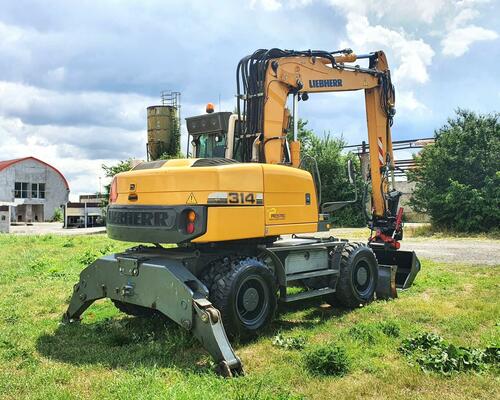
[0,157,69,190]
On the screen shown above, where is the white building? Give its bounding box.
[64,194,105,228]
[0,157,70,223]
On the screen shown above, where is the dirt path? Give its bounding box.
[322,228,500,266]
[399,238,500,265]
[9,222,106,236]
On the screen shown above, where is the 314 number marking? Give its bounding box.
[228,192,256,204]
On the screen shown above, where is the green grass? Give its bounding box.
[0,234,499,399]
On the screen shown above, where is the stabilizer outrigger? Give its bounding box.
[63,247,243,377]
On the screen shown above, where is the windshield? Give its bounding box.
[195,133,227,158]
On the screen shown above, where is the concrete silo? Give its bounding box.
[146,91,181,161]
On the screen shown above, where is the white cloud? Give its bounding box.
[397,91,427,112]
[249,0,312,10]
[0,81,155,129]
[441,6,498,57]
[343,13,434,85]
[448,8,480,29]
[442,25,498,56]
[326,0,448,24]
[249,0,282,11]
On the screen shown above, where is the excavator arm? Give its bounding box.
[236,49,402,247]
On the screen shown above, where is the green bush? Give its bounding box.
[408,110,500,232]
[378,320,401,338]
[303,343,350,376]
[51,207,63,222]
[348,324,377,344]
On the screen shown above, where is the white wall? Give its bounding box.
[0,159,69,221]
[0,207,10,233]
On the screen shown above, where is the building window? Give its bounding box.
[27,183,46,199]
[14,182,28,198]
[15,182,45,199]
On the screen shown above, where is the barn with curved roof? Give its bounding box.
[0,157,69,223]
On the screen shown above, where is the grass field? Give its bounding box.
[0,234,498,400]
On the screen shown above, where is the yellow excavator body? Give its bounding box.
[112,158,319,243]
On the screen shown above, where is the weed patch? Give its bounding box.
[303,344,350,376]
[348,323,378,344]
[400,332,499,374]
[78,244,115,265]
[378,320,401,337]
[271,333,306,350]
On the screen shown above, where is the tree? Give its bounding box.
[293,120,366,227]
[52,207,63,222]
[408,110,500,232]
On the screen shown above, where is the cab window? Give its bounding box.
[196,134,226,158]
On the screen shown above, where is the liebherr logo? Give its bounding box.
[309,79,343,88]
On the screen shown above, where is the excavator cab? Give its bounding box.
[186,111,261,162]
[187,111,232,159]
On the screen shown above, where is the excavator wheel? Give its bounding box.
[112,300,158,318]
[326,242,378,308]
[200,257,277,339]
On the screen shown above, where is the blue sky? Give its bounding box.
[0,0,498,198]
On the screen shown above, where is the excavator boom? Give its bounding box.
[236,49,401,247]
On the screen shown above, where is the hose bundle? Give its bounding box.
[235,49,342,161]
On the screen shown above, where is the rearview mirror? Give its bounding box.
[347,159,355,184]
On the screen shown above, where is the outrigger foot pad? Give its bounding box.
[62,251,244,377]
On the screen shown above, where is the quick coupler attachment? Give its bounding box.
[62,252,244,377]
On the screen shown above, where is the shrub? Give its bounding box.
[348,324,377,344]
[303,343,350,376]
[52,207,63,222]
[78,244,115,265]
[399,332,499,374]
[408,110,500,232]
[378,320,401,338]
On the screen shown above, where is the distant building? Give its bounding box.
[64,194,105,228]
[0,157,69,223]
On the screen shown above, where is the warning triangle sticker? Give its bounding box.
[186,192,197,204]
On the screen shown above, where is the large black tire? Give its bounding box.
[200,257,277,339]
[112,300,158,318]
[327,242,378,308]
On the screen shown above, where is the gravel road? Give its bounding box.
[399,238,500,265]
[322,228,500,266]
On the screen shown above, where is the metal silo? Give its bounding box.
[146,91,181,161]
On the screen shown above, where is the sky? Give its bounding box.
[0,0,498,199]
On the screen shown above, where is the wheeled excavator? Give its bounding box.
[64,48,420,377]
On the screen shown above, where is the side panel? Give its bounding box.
[115,163,264,206]
[263,165,318,236]
[192,206,265,242]
[265,223,317,236]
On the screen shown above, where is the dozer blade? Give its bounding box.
[62,252,243,377]
[371,246,421,295]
